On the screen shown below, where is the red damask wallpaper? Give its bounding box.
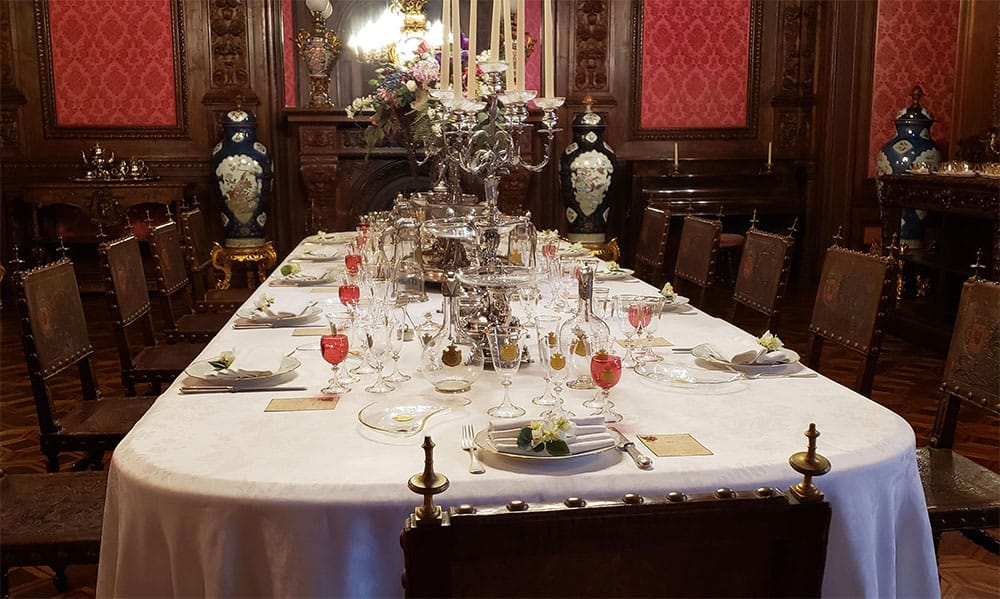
[48,0,177,127]
[524,0,541,96]
[639,0,751,129]
[282,0,297,107]
[868,0,959,177]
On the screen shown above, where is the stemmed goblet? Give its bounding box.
[635,296,665,363]
[531,315,561,407]
[320,330,350,395]
[590,348,623,423]
[384,306,411,383]
[538,329,573,417]
[364,315,394,393]
[611,295,641,369]
[485,325,526,418]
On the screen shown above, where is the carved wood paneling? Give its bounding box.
[203,0,258,105]
[1,0,15,89]
[573,0,609,94]
[0,109,17,150]
[299,155,339,233]
[33,0,189,139]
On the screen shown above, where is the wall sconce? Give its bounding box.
[295,0,341,108]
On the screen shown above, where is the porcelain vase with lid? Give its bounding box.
[212,105,272,248]
[559,97,616,243]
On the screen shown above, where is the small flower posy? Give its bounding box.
[254,294,275,313]
[660,282,675,299]
[516,416,577,456]
[606,260,621,271]
[280,263,301,277]
[208,350,235,371]
[758,330,783,351]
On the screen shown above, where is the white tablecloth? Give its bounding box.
[97,240,940,598]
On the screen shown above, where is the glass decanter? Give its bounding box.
[419,272,483,399]
[558,264,611,390]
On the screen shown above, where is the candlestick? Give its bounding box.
[467,0,477,98]
[451,0,461,98]
[543,0,553,97]
[673,142,679,167]
[491,0,500,62]
[441,0,450,89]
[516,0,526,91]
[503,0,513,90]
[767,141,773,166]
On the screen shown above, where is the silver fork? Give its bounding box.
[461,424,486,474]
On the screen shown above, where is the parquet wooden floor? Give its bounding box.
[1,281,997,597]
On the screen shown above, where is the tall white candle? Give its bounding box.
[451,0,462,97]
[767,141,773,166]
[503,0,513,89]
[543,0,553,97]
[491,0,501,62]
[516,0,526,91]
[441,0,450,88]
[674,142,679,167]
[467,0,477,98]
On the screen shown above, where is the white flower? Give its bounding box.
[758,330,783,351]
[254,294,275,313]
[606,260,621,271]
[405,80,418,92]
[660,282,675,298]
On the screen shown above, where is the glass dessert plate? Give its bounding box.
[357,400,449,435]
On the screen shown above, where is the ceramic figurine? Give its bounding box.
[212,105,272,248]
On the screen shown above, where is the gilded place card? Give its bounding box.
[637,434,713,457]
[616,336,670,349]
[309,287,340,293]
[292,327,332,336]
[265,396,340,412]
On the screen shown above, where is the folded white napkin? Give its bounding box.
[488,416,615,455]
[694,339,797,365]
[251,301,311,319]
[206,349,284,378]
[300,247,337,259]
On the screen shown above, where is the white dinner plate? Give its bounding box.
[634,361,741,387]
[185,354,301,383]
[595,268,635,281]
[660,295,690,310]
[691,344,801,374]
[236,305,324,326]
[475,430,617,460]
[303,231,357,244]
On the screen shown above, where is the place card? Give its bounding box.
[292,327,331,336]
[265,396,340,412]
[309,288,340,293]
[636,434,712,457]
[615,336,670,349]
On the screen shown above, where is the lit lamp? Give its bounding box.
[349,0,442,66]
[295,0,341,108]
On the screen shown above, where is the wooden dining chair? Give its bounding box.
[729,225,796,333]
[807,243,896,398]
[99,235,205,395]
[12,258,154,472]
[673,215,721,307]
[147,221,231,342]
[179,207,252,312]
[634,206,670,287]
[1,470,107,597]
[401,431,832,598]
[917,277,999,555]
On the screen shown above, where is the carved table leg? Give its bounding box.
[210,242,233,290]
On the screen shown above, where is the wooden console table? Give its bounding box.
[878,174,1000,350]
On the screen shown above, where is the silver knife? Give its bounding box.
[610,428,653,470]
[233,322,274,329]
[180,386,308,394]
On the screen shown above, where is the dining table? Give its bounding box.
[96,235,941,598]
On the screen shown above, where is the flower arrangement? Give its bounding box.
[605,260,621,271]
[516,415,576,456]
[758,330,783,351]
[253,294,275,313]
[208,350,235,371]
[660,282,675,299]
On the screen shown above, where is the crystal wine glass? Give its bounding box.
[320,332,350,394]
[485,325,526,418]
[636,296,665,363]
[611,295,640,368]
[590,349,623,423]
[344,245,363,277]
[364,316,394,393]
[531,315,561,406]
[538,328,574,417]
[384,306,411,383]
[349,298,380,376]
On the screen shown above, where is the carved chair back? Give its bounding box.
[673,216,721,305]
[402,490,831,598]
[13,259,99,435]
[731,227,795,330]
[148,221,195,328]
[179,208,214,299]
[634,206,670,287]
[808,245,896,397]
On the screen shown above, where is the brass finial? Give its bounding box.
[970,249,986,280]
[56,235,68,259]
[717,205,725,221]
[749,209,759,231]
[191,192,200,209]
[144,209,154,229]
[11,244,26,272]
[832,226,843,247]
[124,213,134,235]
[96,222,107,240]
[788,423,831,503]
[786,217,798,237]
[407,436,449,525]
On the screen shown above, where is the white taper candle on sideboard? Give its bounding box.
[516,0,526,91]
[467,0,477,98]
[673,142,679,167]
[503,0,513,89]
[543,0,553,97]
[491,0,501,62]
[767,141,773,166]
[441,0,450,88]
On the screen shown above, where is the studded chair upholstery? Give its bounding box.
[179,208,251,312]
[917,278,999,554]
[634,206,670,287]
[807,245,896,398]
[729,227,795,332]
[148,221,230,342]
[12,259,153,472]
[401,430,832,598]
[673,215,721,307]
[1,470,106,596]
[100,235,205,395]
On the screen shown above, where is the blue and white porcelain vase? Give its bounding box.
[876,86,941,249]
[212,106,272,248]
[560,99,616,243]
